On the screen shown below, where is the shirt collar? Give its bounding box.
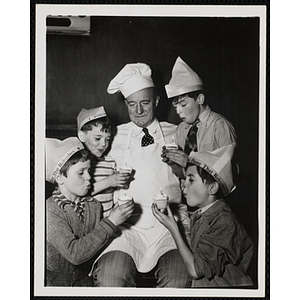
[191,199,225,221]
[183,105,211,129]
[132,119,159,137]
[199,105,211,123]
[52,188,93,210]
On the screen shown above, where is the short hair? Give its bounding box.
[186,162,224,198]
[80,117,112,134]
[172,90,205,105]
[186,162,215,184]
[187,90,205,100]
[59,149,92,178]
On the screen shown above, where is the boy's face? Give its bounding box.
[59,160,91,201]
[172,95,200,124]
[80,124,111,158]
[182,165,211,208]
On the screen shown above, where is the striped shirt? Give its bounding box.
[91,155,116,218]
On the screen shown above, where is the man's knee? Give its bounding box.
[156,249,191,288]
[93,251,136,287]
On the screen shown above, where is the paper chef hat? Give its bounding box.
[188,144,236,197]
[165,57,204,98]
[77,106,107,132]
[107,63,155,98]
[46,137,85,183]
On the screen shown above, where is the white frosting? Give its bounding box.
[153,188,168,201]
[119,164,133,173]
[165,143,178,150]
[118,193,133,202]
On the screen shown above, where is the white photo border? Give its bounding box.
[34,3,268,298]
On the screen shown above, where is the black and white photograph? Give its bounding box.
[33,3,268,298]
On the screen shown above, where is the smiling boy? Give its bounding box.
[77,106,131,217]
[153,144,254,287]
[46,137,134,286]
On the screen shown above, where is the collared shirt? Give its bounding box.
[131,118,160,138]
[110,119,178,167]
[176,106,237,153]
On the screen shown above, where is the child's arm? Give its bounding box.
[107,200,135,226]
[164,149,189,168]
[47,200,134,266]
[91,172,130,195]
[161,147,186,178]
[152,204,201,279]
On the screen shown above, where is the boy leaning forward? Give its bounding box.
[45,137,134,286]
[153,144,254,287]
[162,57,237,177]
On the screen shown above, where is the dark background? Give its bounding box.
[46,16,260,287]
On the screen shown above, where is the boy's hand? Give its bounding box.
[108,172,131,188]
[164,149,188,168]
[161,147,186,177]
[107,200,135,226]
[161,146,173,165]
[151,204,178,233]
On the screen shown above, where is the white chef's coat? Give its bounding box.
[90,120,189,273]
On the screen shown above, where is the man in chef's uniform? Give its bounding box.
[91,63,191,287]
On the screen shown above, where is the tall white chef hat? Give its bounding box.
[188,144,236,197]
[107,63,155,98]
[165,57,204,98]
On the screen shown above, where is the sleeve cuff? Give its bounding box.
[101,217,118,234]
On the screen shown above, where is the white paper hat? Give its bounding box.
[77,106,107,132]
[165,57,204,98]
[188,144,236,196]
[46,137,85,183]
[107,63,155,98]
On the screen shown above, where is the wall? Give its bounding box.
[46,16,260,285]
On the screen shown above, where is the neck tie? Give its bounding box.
[184,119,200,155]
[74,200,85,223]
[141,128,154,147]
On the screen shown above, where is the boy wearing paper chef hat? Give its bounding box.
[45,137,134,287]
[162,57,237,178]
[153,144,254,287]
[77,106,131,217]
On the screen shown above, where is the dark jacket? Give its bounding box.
[190,200,253,287]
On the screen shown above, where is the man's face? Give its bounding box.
[172,94,201,124]
[125,88,158,128]
[60,160,91,201]
[80,124,111,158]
